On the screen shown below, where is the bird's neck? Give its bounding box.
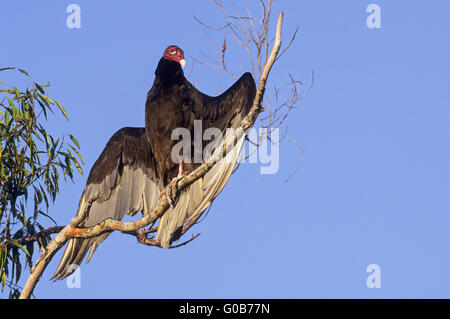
[154,58,184,85]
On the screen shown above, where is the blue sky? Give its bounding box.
[1,0,450,298]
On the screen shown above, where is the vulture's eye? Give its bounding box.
[169,50,176,55]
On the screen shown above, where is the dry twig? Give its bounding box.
[193,0,312,182]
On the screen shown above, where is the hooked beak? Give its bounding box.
[179,59,186,68]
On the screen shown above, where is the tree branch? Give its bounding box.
[4,226,64,250]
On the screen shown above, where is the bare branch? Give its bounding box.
[276,25,298,61]
[129,229,201,249]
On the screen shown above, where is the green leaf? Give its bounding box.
[40,94,54,105]
[69,152,83,175]
[69,134,80,149]
[14,255,21,283]
[33,186,42,204]
[69,144,84,165]
[4,109,10,125]
[11,86,20,99]
[7,97,15,108]
[54,100,68,120]
[11,104,19,121]
[37,210,57,225]
[34,83,45,94]
[1,271,5,292]
[18,68,30,77]
[6,239,30,258]
[26,242,34,269]
[22,102,31,121]
[44,130,50,152]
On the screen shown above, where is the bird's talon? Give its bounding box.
[162,176,182,207]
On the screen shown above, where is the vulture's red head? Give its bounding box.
[163,45,186,68]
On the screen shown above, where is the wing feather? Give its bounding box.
[52,128,161,280]
[156,130,246,248]
[154,72,255,249]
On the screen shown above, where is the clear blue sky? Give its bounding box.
[1,0,450,298]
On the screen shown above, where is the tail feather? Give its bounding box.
[51,164,161,280]
[51,236,106,280]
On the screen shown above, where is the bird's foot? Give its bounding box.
[160,160,185,206]
[161,175,183,206]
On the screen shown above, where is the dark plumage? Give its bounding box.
[52,45,256,280]
[146,57,255,183]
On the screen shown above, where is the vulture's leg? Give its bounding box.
[161,160,185,206]
[177,159,185,178]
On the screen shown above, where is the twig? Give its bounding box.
[132,230,201,249]
[280,133,305,183]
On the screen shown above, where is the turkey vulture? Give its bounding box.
[52,45,256,280]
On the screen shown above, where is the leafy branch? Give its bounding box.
[0,67,83,298]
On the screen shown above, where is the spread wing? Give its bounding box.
[52,127,162,280]
[188,72,256,130]
[53,71,257,277]
[156,131,246,248]
[156,72,256,248]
